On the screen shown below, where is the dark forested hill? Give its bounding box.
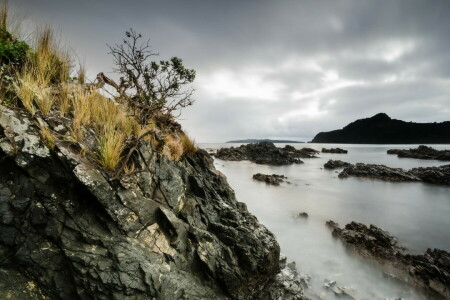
[311,113,450,144]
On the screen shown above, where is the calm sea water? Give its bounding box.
[201,143,450,300]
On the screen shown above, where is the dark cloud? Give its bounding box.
[10,0,450,142]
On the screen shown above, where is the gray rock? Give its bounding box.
[0,105,308,299]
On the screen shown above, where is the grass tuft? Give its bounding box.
[162,135,183,161]
[15,72,37,115]
[96,128,126,171]
[180,132,198,158]
[38,124,55,150]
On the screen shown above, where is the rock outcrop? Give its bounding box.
[387,145,450,161]
[253,173,286,186]
[0,105,307,299]
[337,162,450,185]
[215,142,306,165]
[323,160,351,169]
[321,148,347,154]
[328,221,450,299]
[338,163,421,182]
[311,113,450,144]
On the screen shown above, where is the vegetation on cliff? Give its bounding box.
[0,1,197,176]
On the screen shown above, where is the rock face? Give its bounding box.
[337,162,450,185]
[321,148,348,154]
[387,145,450,161]
[338,163,421,182]
[215,142,306,165]
[253,173,286,186]
[0,106,307,300]
[323,160,351,169]
[328,221,450,299]
[311,113,450,144]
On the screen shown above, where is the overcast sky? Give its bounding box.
[11,0,450,142]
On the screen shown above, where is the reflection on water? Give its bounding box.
[202,143,450,300]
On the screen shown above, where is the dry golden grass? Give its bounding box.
[96,128,126,171]
[31,26,71,85]
[58,83,71,115]
[77,63,86,85]
[0,1,7,31]
[15,72,37,115]
[38,124,55,150]
[162,135,183,161]
[34,87,54,115]
[180,132,198,158]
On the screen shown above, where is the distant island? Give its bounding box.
[311,113,450,144]
[227,139,303,143]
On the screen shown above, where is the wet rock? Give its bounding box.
[338,163,421,182]
[0,105,308,299]
[215,142,304,165]
[337,162,450,186]
[387,145,450,161]
[295,212,309,219]
[324,159,352,169]
[323,280,356,299]
[322,148,348,154]
[327,221,450,299]
[253,173,286,185]
[410,164,450,185]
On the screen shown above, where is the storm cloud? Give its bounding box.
[11,0,450,142]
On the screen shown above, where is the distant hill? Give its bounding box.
[311,113,450,144]
[227,139,303,144]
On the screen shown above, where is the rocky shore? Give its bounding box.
[321,148,348,154]
[326,221,450,299]
[387,145,450,161]
[253,173,287,186]
[323,160,450,185]
[0,105,307,299]
[215,142,316,165]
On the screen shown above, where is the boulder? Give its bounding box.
[322,148,348,154]
[253,173,286,186]
[324,159,352,169]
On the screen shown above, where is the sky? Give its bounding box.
[10,0,450,142]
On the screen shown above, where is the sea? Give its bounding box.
[199,143,450,300]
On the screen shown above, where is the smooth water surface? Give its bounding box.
[201,143,450,300]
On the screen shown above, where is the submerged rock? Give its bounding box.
[215,142,305,165]
[324,159,352,169]
[322,148,348,154]
[327,221,450,299]
[253,173,286,185]
[387,145,450,161]
[0,105,308,299]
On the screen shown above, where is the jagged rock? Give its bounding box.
[322,280,356,300]
[338,163,421,182]
[253,173,286,186]
[215,142,304,165]
[410,164,450,185]
[337,162,450,185]
[324,159,351,169]
[0,105,308,300]
[387,145,450,161]
[327,221,450,299]
[321,148,348,154]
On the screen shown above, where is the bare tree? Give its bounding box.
[97,29,196,124]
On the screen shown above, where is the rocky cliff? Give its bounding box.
[0,105,306,299]
[311,113,450,144]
